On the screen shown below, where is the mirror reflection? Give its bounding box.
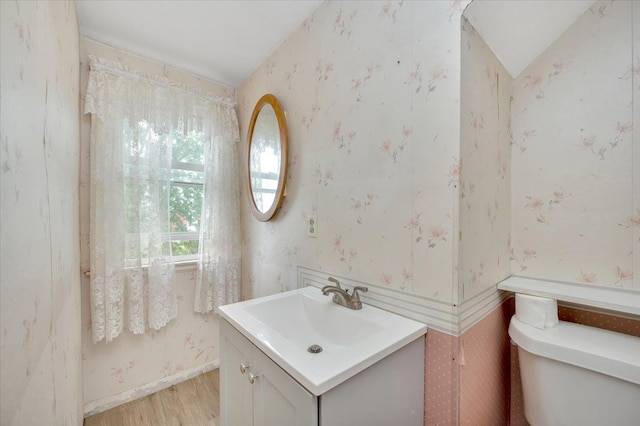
[247,94,288,221]
[250,104,280,213]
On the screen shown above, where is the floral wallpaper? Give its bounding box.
[1,0,636,424]
[238,0,469,306]
[238,1,638,425]
[237,2,469,425]
[79,38,234,408]
[511,0,639,289]
[1,0,83,424]
[81,268,221,405]
[634,0,640,291]
[459,17,511,301]
[455,19,514,424]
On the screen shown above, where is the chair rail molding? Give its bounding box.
[298,267,509,336]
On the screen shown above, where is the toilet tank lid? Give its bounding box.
[510,317,640,385]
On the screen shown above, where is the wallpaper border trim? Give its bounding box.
[298,267,507,336]
[83,360,219,417]
[459,285,511,334]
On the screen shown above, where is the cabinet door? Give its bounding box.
[252,349,318,426]
[220,320,254,426]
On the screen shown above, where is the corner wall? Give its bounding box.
[461,1,640,420]
[459,17,511,302]
[80,37,234,415]
[236,1,466,304]
[237,0,638,425]
[459,300,511,425]
[511,0,638,289]
[236,2,471,424]
[78,38,235,413]
[456,16,513,424]
[1,1,83,424]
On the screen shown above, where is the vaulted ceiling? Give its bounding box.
[76,0,596,87]
[464,0,596,78]
[75,0,322,87]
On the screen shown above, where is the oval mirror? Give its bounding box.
[247,94,289,221]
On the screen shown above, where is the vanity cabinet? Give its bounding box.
[220,320,317,426]
[220,319,425,426]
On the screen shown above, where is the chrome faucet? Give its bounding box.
[322,277,368,310]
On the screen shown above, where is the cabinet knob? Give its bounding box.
[240,363,250,374]
[248,372,261,384]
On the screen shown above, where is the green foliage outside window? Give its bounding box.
[170,128,205,257]
[124,121,206,259]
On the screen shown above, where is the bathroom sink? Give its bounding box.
[219,286,427,395]
[243,288,382,347]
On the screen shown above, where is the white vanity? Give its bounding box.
[219,286,427,426]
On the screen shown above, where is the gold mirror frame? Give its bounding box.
[246,94,289,221]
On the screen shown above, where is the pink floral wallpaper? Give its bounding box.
[238,0,469,304]
[459,17,511,301]
[1,0,636,424]
[80,268,222,405]
[239,1,638,425]
[510,0,639,289]
[79,38,234,409]
[458,19,513,424]
[237,6,471,425]
[1,0,83,424]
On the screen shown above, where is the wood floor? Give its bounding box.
[84,369,220,426]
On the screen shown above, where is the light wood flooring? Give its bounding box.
[84,369,220,426]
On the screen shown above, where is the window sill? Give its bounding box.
[83,259,198,277]
[174,260,197,272]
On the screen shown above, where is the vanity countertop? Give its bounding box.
[219,286,427,395]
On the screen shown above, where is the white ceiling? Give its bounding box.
[76,0,596,87]
[464,0,596,78]
[75,0,322,87]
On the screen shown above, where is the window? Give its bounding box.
[169,129,205,260]
[123,121,205,263]
[86,55,242,339]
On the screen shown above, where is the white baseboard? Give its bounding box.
[83,360,219,418]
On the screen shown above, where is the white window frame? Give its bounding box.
[169,159,204,263]
[122,158,205,265]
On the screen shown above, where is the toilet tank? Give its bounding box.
[510,317,640,426]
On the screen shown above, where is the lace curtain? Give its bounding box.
[86,55,240,343]
[194,125,242,313]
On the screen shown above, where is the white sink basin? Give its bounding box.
[219,286,427,395]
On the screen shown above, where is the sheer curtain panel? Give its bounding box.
[194,123,242,313]
[85,55,240,342]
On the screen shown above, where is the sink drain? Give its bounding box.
[307,344,323,354]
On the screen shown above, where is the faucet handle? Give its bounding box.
[328,277,342,289]
[351,286,368,302]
